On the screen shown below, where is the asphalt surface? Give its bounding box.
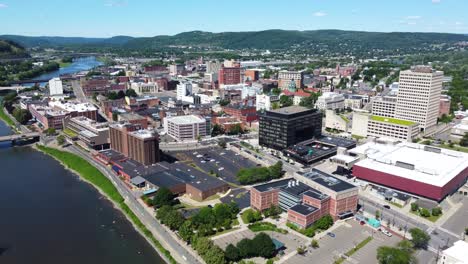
[67,145,201,264]
[359,196,458,253]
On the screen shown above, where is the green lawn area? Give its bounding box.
[352,134,366,140]
[0,101,16,128]
[59,62,72,68]
[438,143,468,153]
[335,236,373,264]
[248,222,288,234]
[63,128,78,138]
[340,115,350,123]
[410,210,442,223]
[389,202,404,208]
[371,115,416,126]
[36,145,176,264]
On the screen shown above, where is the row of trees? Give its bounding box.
[236,161,283,185]
[225,233,276,262]
[286,215,334,238]
[376,228,430,263]
[410,203,443,218]
[107,88,138,100]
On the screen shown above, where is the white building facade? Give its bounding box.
[49,77,63,96]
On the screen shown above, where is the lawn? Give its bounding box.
[371,115,416,126]
[438,143,468,153]
[37,146,176,264]
[63,128,78,138]
[248,222,288,234]
[410,210,442,223]
[389,202,404,208]
[0,101,16,128]
[334,236,373,264]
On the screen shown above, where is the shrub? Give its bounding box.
[311,239,319,248]
[419,208,431,218]
[431,207,442,216]
[410,203,419,212]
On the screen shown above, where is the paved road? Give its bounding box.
[359,196,458,252]
[71,80,87,102]
[67,145,201,264]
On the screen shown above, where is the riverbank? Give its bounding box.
[35,145,176,264]
[0,101,18,133]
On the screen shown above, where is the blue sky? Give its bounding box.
[0,0,466,37]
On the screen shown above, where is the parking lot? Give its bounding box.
[287,221,401,264]
[172,147,258,185]
[220,188,251,209]
[213,229,307,257]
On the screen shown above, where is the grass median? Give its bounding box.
[36,145,177,264]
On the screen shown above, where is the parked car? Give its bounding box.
[327,232,336,238]
[383,205,391,209]
[218,167,224,171]
[381,229,392,237]
[360,221,366,225]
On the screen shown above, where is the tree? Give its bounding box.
[12,108,32,124]
[211,124,225,137]
[228,124,244,135]
[279,95,293,107]
[410,203,419,212]
[219,99,231,106]
[236,238,254,258]
[252,232,276,258]
[313,215,334,230]
[460,133,468,147]
[57,135,65,145]
[153,187,175,208]
[299,92,321,109]
[297,246,306,255]
[375,210,381,220]
[431,207,442,216]
[271,88,281,95]
[44,127,56,136]
[311,239,319,248]
[125,88,138,97]
[225,244,240,262]
[155,205,173,221]
[269,161,283,179]
[465,227,468,236]
[164,210,185,230]
[218,140,227,148]
[419,208,431,218]
[409,228,430,249]
[271,102,280,110]
[376,246,413,264]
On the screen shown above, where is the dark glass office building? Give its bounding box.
[259,106,322,150]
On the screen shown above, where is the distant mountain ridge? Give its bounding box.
[2,29,468,51]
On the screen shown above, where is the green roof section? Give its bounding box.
[371,115,416,126]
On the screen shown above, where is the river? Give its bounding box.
[24,56,104,86]
[0,59,165,264]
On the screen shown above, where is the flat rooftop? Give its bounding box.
[353,141,468,187]
[371,115,417,126]
[298,168,358,193]
[167,115,205,125]
[289,204,318,216]
[268,105,311,115]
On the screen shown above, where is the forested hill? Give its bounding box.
[0,40,29,59]
[2,30,467,52]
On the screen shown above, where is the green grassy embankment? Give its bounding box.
[36,145,177,264]
[0,101,16,128]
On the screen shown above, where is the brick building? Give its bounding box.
[250,169,358,228]
[222,104,258,124]
[219,66,241,85]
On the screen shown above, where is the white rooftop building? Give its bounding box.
[315,92,345,111]
[438,240,468,264]
[49,77,63,96]
[164,115,208,141]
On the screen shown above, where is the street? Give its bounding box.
[67,145,201,264]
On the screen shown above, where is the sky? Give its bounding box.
[0,0,467,37]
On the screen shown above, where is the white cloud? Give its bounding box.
[0,3,8,8]
[455,21,463,25]
[432,0,441,3]
[313,11,327,17]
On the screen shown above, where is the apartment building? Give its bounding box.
[395,66,443,132]
[278,70,304,90]
[315,92,345,111]
[219,66,241,85]
[49,77,63,96]
[352,111,419,141]
[109,123,159,165]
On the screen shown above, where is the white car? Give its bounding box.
[210,159,215,162]
[381,229,392,237]
[201,160,206,163]
[218,167,224,171]
[193,152,198,155]
[196,154,203,158]
[220,152,226,155]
